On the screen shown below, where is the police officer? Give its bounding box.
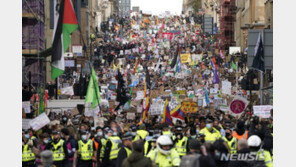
[248,135,273,167]
[144,135,158,155]
[134,124,149,141]
[199,119,221,143]
[147,135,181,167]
[22,130,38,167]
[45,131,68,167]
[161,123,174,138]
[73,131,97,167]
[93,127,106,167]
[174,126,189,157]
[222,129,237,154]
[103,129,122,167]
[116,134,133,167]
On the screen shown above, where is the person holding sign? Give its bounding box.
[22,130,38,167]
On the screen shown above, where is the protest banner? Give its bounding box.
[22,101,31,114]
[229,96,249,115]
[149,103,162,115]
[136,91,144,100]
[180,53,191,63]
[61,86,74,96]
[29,113,50,131]
[22,119,32,130]
[253,105,273,118]
[127,113,136,120]
[181,101,198,113]
[222,80,232,95]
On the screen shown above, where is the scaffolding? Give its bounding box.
[219,0,236,50]
[22,0,45,86]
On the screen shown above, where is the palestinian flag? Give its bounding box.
[51,0,78,79]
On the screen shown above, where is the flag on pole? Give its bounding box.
[171,105,185,120]
[252,33,265,72]
[205,86,210,106]
[85,67,101,109]
[162,99,173,126]
[51,0,78,80]
[231,61,237,70]
[141,97,150,122]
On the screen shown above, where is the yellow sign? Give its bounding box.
[174,90,186,95]
[57,89,61,95]
[181,101,198,113]
[180,53,191,63]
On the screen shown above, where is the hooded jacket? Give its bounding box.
[122,151,152,167]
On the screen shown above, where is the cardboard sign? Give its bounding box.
[180,53,191,63]
[136,91,144,100]
[222,80,232,95]
[253,105,273,118]
[127,113,136,120]
[22,101,31,114]
[61,86,74,96]
[29,113,50,131]
[181,101,198,113]
[229,97,249,115]
[150,90,160,98]
[70,108,79,116]
[22,119,32,130]
[150,103,163,115]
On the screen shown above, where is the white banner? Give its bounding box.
[136,91,144,100]
[61,86,74,96]
[253,105,273,118]
[29,113,50,131]
[222,80,232,95]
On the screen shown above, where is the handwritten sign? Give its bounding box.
[29,113,50,131]
[222,80,232,95]
[22,119,32,130]
[181,101,198,113]
[136,91,144,100]
[253,105,273,118]
[22,101,31,114]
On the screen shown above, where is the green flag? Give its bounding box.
[85,68,101,109]
[231,61,237,70]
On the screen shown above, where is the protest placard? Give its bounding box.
[136,91,144,100]
[61,86,74,96]
[210,88,218,94]
[180,53,191,63]
[253,105,273,118]
[229,96,249,115]
[150,103,163,115]
[181,101,198,113]
[22,101,31,114]
[29,113,50,131]
[222,80,231,95]
[127,113,136,120]
[22,119,32,130]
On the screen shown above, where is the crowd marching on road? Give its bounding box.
[22,12,273,167]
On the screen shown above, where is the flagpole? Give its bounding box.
[260,31,264,105]
[236,61,238,93]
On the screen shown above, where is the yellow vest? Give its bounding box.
[144,140,149,155]
[222,137,237,154]
[258,150,273,167]
[175,136,188,156]
[134,130,149,141]
[51,139,65,161]
[200,127,221,143]
[147,148,181,167]
[22,139,36,162]
[100,138,106,159]
[108,136,121,160]
[124,147,132,157]
[78,140,94,160]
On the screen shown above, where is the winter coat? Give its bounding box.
[122,151,152,167]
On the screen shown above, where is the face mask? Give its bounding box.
[81,135,87,141]
[97,132,103,137]
[131,132,136,136]
[25,134,30,139]
[105,135,109,139]
[62,117,67,121]
[191,135,196,139]
[206,124,212,129]
[196,129,199,135]
[113,132,118,136]
[89,120,94,124]
[226,132,231,137]
[43,139,49,144]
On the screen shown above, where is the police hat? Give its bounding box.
[52,130,60,135]
[122,134,133,140]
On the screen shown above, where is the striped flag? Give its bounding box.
[51,0,78,79]
[171,105,185,120]
[162,99,173,126]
